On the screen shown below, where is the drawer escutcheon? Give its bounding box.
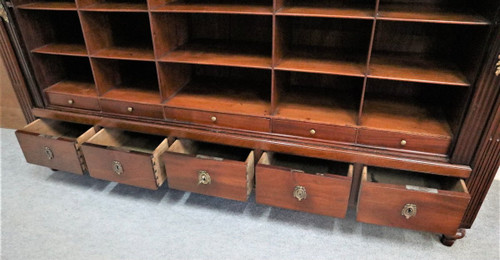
[112,160,123,175]
[401,203,417,219]
[198,170,211,185]
[293,186,307,201]
[43,146,54,160]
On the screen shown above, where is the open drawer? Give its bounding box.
[162,139,255,202]
[81,129,169,190]
[357,166,470,236]
[16,119,96,174]
[256,152,353,218]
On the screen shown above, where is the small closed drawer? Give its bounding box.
[256,152,353,218]
[357,128,451,154]
[100,99,164,119]
[162,139,255,202]
[164,107,270,132]
[46,92,100,111]
[357,166,470,236]
[273,119,356,143]
[15,119,96,174]
[81,128,169,190]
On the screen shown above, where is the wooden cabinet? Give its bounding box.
[4,0,500,247]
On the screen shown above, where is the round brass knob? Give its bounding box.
[293,186,307,201]
[210,116,217,122]
[310,129,316,135]
[127,107,134,112]
[400,139,407,146]
[198,170,211,185]
[67,99,74,105]
[401,203,417,219]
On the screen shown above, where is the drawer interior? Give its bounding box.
[365,166,467,192]
[23,119,92,139]
[170,139,252,162]
[259,152,350,176]
[86,128,166,153]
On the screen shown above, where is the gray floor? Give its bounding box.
[1,128,499,260]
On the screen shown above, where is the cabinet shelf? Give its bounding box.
[276,49,366,77]
[159,41,272,69]
[277,5,374,19]
[368,54,469,86]
[32,43,87,57]
[361,98,452,138]
[378,4,490,25]
[92,47,154,61]
[152,0,272,15]
[101,88,162,104]
[165,77,270,117]
[17,1,77,10]
[44,81,98,97]
[80,2,148,12]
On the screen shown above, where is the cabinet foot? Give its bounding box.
[440,228,466,247]
[51,168,58,172]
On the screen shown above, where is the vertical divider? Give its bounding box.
[147,0,166,105]
[357,0,380,126]
[271,0,284,116]
[74,0,102,99]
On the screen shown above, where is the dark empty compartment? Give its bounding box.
[80,12,154,60]
[152,13,272,68]
[172,139,252,162]
[91,59,160,102]
[31,54,94,89]
[275,71,362,125]
[16,10,86,55]
[370,21,489,86]
[275,16,372,76]
[162,63,271,116]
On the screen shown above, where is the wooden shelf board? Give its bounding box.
[165,78,270,117]
[17,2,77,10]
[32,43,87,57]
[361,99,452,138]
[102,88,162,104]
[159,42,272,69]
[80,2,148,12]
[276,50,366,77]
[277,6,374,19]
[275,90,357,126]
[92,47,155,61]
[44,81,97,97]
[378,4,490,25]
[369,54,470,86]
[152,3,272,15]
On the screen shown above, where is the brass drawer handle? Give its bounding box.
[112,160,123,175]
[43,146,54,160]
[127,107,134,113]
[210,116,217,122]
[293,185,307,201]
[68,99,74,105]
[198,170,211,185]
[400,139,407,146]
[309,129,316,135]
[495,54,500,76]
[402,203,417,219]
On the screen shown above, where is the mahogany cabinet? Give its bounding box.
[1,0,499,247]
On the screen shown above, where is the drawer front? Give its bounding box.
[164,107,270,132]
[357,128,451,154]
[15,131,84,174]
[357,180,470,236]
[101,99,164,119]
[163,153,251,202]
[46,92,100,111]
[82,144,159,190]
[256,165,352,218]
[273,119,356,143]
